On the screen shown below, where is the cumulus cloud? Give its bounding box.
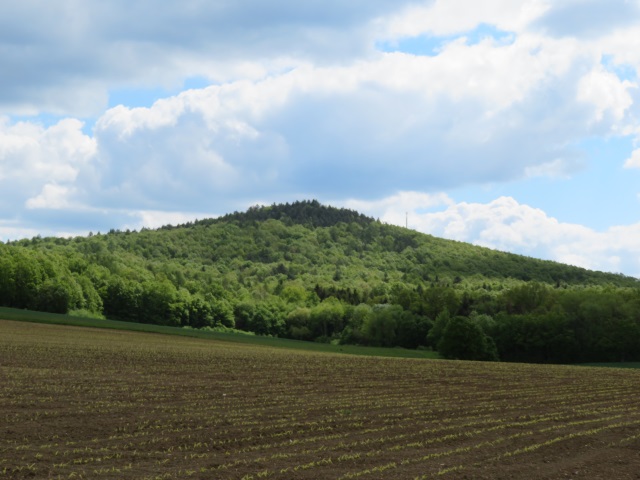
[63,32,620,214]
[0,117,95,215]
[532,0,640,39]
[343,192,454,226]
[25,184,76,210]
[2,1,640,277]
[576,64,635,124]
[3,15,639,234]
[382,0,545,39]
[4,0,637,118]
[0,0,419,116]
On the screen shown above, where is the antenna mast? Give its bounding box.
[405,211,408,229]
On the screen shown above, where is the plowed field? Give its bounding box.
[1,320,640,479]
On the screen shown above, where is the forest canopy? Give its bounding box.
[1,200,639,364]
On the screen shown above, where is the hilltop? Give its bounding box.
[1,200,639,363]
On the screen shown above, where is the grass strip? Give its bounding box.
[0,306,439,360]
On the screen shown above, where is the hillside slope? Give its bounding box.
[1,200,639,363]
[119,199,635,287]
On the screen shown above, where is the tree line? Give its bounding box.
[1,201,639,364]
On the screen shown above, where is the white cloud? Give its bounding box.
[1,23,635,225]
[72,33,614,213]
[624,148,640,168]
[532,0,640,39]
[25,184,76,210]
[0,117,95,181]
[0,0,417,116]
[342,192,454,225]
[524,158,584,178]
[577,65,635,124]
[4,0,637,119]
[0,118,95,216]
[601,24,640,74]
[382,0,547,39]
[0,222,42,243]
[1,0,640,279]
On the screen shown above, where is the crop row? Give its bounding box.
[2,320,640,479]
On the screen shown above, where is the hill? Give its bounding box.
[1,200,639,363]
[126,200,635,287]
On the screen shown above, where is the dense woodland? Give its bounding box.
[1,200,640,364]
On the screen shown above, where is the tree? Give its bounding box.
[139,279,179,326]
[500,282,551,315]
[438,315,498,361]
[12,250,44,309]
[494,311,576,363]
[421,286,459,320]
[340,303,372,345]
[37,279,72,314]
[279,284,309,306]
[102,277,142,322]
[75,275,104,313]
[395,310,421,349]
[427,308,451,348]
[285,307,313,340]
[234,301,256,331]
[0,252,16,306]
[362,304,401,347]
[239,299,285,336]
[210,298,235,328]
[309,297,345,340]
[186,295,215,328]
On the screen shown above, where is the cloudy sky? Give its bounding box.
[2,0,640,276]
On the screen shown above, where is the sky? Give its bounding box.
[1,0,640,276]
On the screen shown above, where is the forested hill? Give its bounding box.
[158,200,633,287]
[1,200,640,364]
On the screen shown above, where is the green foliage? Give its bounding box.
[340,303,372,345]
[37,279,74,314]
[0,253,16,306]
[69,309,106,320]
[179,295,212,329]
[362,304,399,347]
[2,200,640,365]
[102,277,142,322]
[210,298,235,328]
[394,310,422,349]
[427,308,451,348]
[494,310,578,363]
[235,299,286,336]
[438,316,499,361]
[207,199,374,229]
[285,307,313,340]
[500,282,551,314]
[310,297,345,340]
[12,250,45,309]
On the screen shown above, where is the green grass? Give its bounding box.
[579,362,640,369]
[0,306,439,360]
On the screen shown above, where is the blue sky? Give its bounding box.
[2,0,640,276]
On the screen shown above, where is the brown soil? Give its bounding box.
[2,319,640,479]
